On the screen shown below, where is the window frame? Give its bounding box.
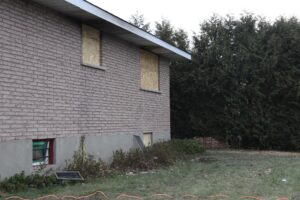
[32,139,54,166]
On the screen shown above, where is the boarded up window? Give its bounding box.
[143,132,153,147]
[82,24,101,66]
[140,50,159,91]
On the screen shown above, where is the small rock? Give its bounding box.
[264,168,272,175]
[126,172,135,176]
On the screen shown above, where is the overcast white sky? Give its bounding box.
[88,0,300,36]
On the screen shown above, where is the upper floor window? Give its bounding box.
[82,24,101,67]
[140,50,159,91]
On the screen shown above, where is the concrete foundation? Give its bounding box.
[0,132,170,180]
[0,139,32,180]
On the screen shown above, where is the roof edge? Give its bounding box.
[64,0,191,60]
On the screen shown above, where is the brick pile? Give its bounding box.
[195,137,229,149]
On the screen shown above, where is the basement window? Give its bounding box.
[140,50,159,91]
[32,139,54,166]
[143,132,153,147]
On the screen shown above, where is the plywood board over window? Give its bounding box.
[140,50,159,91]
[82,24,101,66]
[143,132,153,147]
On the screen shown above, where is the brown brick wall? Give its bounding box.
[0,0,170,141]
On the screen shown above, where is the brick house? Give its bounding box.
[0,0,191,179]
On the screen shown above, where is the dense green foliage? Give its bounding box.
[129,12,151,32]
[129,13,300,150]
[110,147,174,172]
[65,136,111,179]
[0,172,58,193]
[161,15,300,150]
[65,154,110,179]
[66,137,203,178]
[170,139,206,154]
[111,139,204,172]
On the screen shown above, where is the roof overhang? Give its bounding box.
[31,0,191,60]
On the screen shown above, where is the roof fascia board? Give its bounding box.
[64,0,191,60]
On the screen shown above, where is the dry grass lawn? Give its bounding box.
[1,150,300,200]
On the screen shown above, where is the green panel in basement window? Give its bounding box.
[32,141,48,163]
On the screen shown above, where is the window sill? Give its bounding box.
[140,88,161,94]
[81,63,106,71]
[33,163,53,166]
